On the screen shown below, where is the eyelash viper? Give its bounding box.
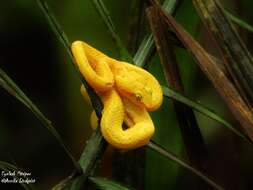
[71,41,163,149]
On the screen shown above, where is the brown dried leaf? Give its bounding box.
[150,0,253,141]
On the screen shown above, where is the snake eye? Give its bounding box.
[135,93,142,102]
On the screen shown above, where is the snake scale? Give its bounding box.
[71,41,163,149]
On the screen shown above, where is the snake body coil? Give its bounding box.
[71,41,163,149]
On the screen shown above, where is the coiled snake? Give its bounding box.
[71,41,163,149]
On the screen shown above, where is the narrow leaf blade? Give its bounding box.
[134,0,182,67]
[225,10,253,33]
[90,0,132,62]
[162,86,253,146]
[36,1,108,188]
[152,1,253,141]
[147,141,224,190]
[0,68,79,170]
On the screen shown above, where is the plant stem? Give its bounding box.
[147,5,208,170]
[133,0,183,67]
[36,0,106,188]
[152,0,253,141]
[147,141,224,190]
[193,0,253,108]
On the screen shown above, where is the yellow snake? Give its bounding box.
[71,41,163,149]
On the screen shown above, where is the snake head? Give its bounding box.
[113,62,163,111]
[131,88,162,111]
[134,93,143,102]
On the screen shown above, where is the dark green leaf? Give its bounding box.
[134,0,181,67]
[36,1,107,189]
[0,68,79,170]
[225,10,253,33]
[147,141,224,190]
[90,0,132,62]
[36,0,103,116]
[162,86,253,146]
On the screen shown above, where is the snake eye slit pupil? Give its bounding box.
[135,93,142,101]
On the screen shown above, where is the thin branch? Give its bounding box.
[162,86,253,147]
[193,0,253,107]
[90,0,132,62]
[134,0,183,67]
[225,10,253,33]
[112,1,147,189]
[151,0,253,141]
[147,6,208,171]
[0,67,80,171]
[147,141,224,190]
[36,0,106,188]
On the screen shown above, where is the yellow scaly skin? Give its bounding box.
[71,41,163,149]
